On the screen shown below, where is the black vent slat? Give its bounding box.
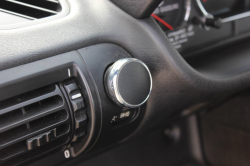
[0,84,55,111]
[15,0,62,12]
[0,141,27,160]
[0,0,60,19]
[0,109,23,126]
[0,85,61,116]
[0,84,71,165]
[0,132,69,160]
[0,111,69,148]
[3,135,69,164]
[0,125,27,146]
[0,96,64,132]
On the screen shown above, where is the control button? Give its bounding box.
[104,58,152,108]
[111,109,135,125]
[63,80,88,142]
[64,82,78,92]
[26,128,56,150]
[71,93,82,99]
[73,108,87,141]
[71,97,85,111]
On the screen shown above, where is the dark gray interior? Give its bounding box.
[1,0,250,165]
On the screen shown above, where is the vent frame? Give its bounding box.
[0,0,70,30]
[0,50,101,166]
[0,84,72,165]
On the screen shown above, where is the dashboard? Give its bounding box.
[1,0,250,166]
[153,0,250,57]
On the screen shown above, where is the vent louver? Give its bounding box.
[0,84,71,165]
[0,0,62,20]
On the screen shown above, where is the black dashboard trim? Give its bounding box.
[1,0,250,155]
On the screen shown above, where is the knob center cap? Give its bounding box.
[105,58,152,108]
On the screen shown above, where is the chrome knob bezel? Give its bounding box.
[104,58,152,108]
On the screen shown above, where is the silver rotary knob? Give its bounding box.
[104,58,152,108]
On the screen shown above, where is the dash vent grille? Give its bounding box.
[0,0,62,20]
[0,84,71,165]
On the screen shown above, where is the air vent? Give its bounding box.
[0,84,71,165]
[0,0,62,20]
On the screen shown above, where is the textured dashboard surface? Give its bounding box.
[1,0,250,138]
[111,0,162,18]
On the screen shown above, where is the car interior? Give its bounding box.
[0,0,250,165]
